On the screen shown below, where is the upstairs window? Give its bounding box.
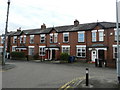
[98,30,104,41]
[40,34,45,43]
[23,35,26,43]
[63,32,69,43]
[20,36,23,43]
[92,30,97,42]
[30,35,34,44]
[54,33,58,43]
[114,29,120,41]
[13,36,17,44]
[78,31,85,42]
[50,34,53,43]
[20,35,26,44]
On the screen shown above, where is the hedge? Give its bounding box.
[60,53,70,61]
[10,52,25,59]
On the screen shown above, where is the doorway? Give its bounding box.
[98,50,104,60]
[52,50,55,60]
[91,50,97,62]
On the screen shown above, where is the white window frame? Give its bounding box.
[23,35,26,43]
[40,34,45,43]
[63,32,69,43]
[39,46,46,56]
[98,29,104,41]
[28,46,34,55]
[114,28,120,41]
[20,36,23,43]
[30,35,34,44]
[92,30,97,42]
[62,45,70,54]
[78,31,85,42]
[13,36,17,44]
[12,46,17,51]
[54,33,58,43]
[50,34,53,43]
[113,45,120,59]
[76,45,86,58]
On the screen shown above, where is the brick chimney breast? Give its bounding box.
[74,19,79,26]
[41,23,46,30]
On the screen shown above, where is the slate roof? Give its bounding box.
[8,22,119,36]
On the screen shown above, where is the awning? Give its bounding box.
[15,46,28,50]
[45,45,60,50]
[87,44,108,48]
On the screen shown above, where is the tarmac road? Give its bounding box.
[2,60,117,88]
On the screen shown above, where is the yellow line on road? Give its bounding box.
[58,76,85,90]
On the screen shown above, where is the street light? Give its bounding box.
[116,0,120,84]
[2,0,10,65]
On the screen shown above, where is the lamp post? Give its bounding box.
[2,0,10,65]
[116,0,120,84]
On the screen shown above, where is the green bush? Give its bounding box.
[10,52,25,59]
[33,53,39,60]
[60,53,70,61]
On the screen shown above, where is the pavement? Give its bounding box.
[1,64,16,71]
[59,77,120,89]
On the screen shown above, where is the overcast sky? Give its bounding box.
[0,0,119,34]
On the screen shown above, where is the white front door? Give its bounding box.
[91,50,97,62]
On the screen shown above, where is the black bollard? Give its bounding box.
[118,77,120,84]
[86,68,89,86]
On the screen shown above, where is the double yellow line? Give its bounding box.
[58,76,85,90]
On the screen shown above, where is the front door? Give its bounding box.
[52,50,55,60]
[91,50,97,62]
[98,50,104,60]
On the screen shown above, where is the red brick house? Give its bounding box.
[2,20,120,67]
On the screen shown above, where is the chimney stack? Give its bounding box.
[41,23,46,30]
[74,19,79,26]
[17,27,21,32]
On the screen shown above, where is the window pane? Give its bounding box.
[77,47,86,57]
[92,32,96,42]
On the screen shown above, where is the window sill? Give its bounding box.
[78,42,85,43]
[63,42,69,43]
[76,56,86,59]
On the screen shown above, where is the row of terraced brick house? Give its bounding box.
[0,20,120,67]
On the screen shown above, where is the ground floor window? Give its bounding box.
[113,47,117,59]
[12,46,17,52]
[76,45,86,58]
[39,46,46,56]
[62,45,70,54]
[29,46,34,56]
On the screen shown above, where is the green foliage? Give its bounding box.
[60,53,70,61]
[10,52,25,59]
[33,53,39,60]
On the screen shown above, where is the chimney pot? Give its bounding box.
[74,19,79,26]
[41,23,46,30]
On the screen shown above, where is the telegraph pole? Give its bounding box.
[2,0,10,65]
[116,0,120,83]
